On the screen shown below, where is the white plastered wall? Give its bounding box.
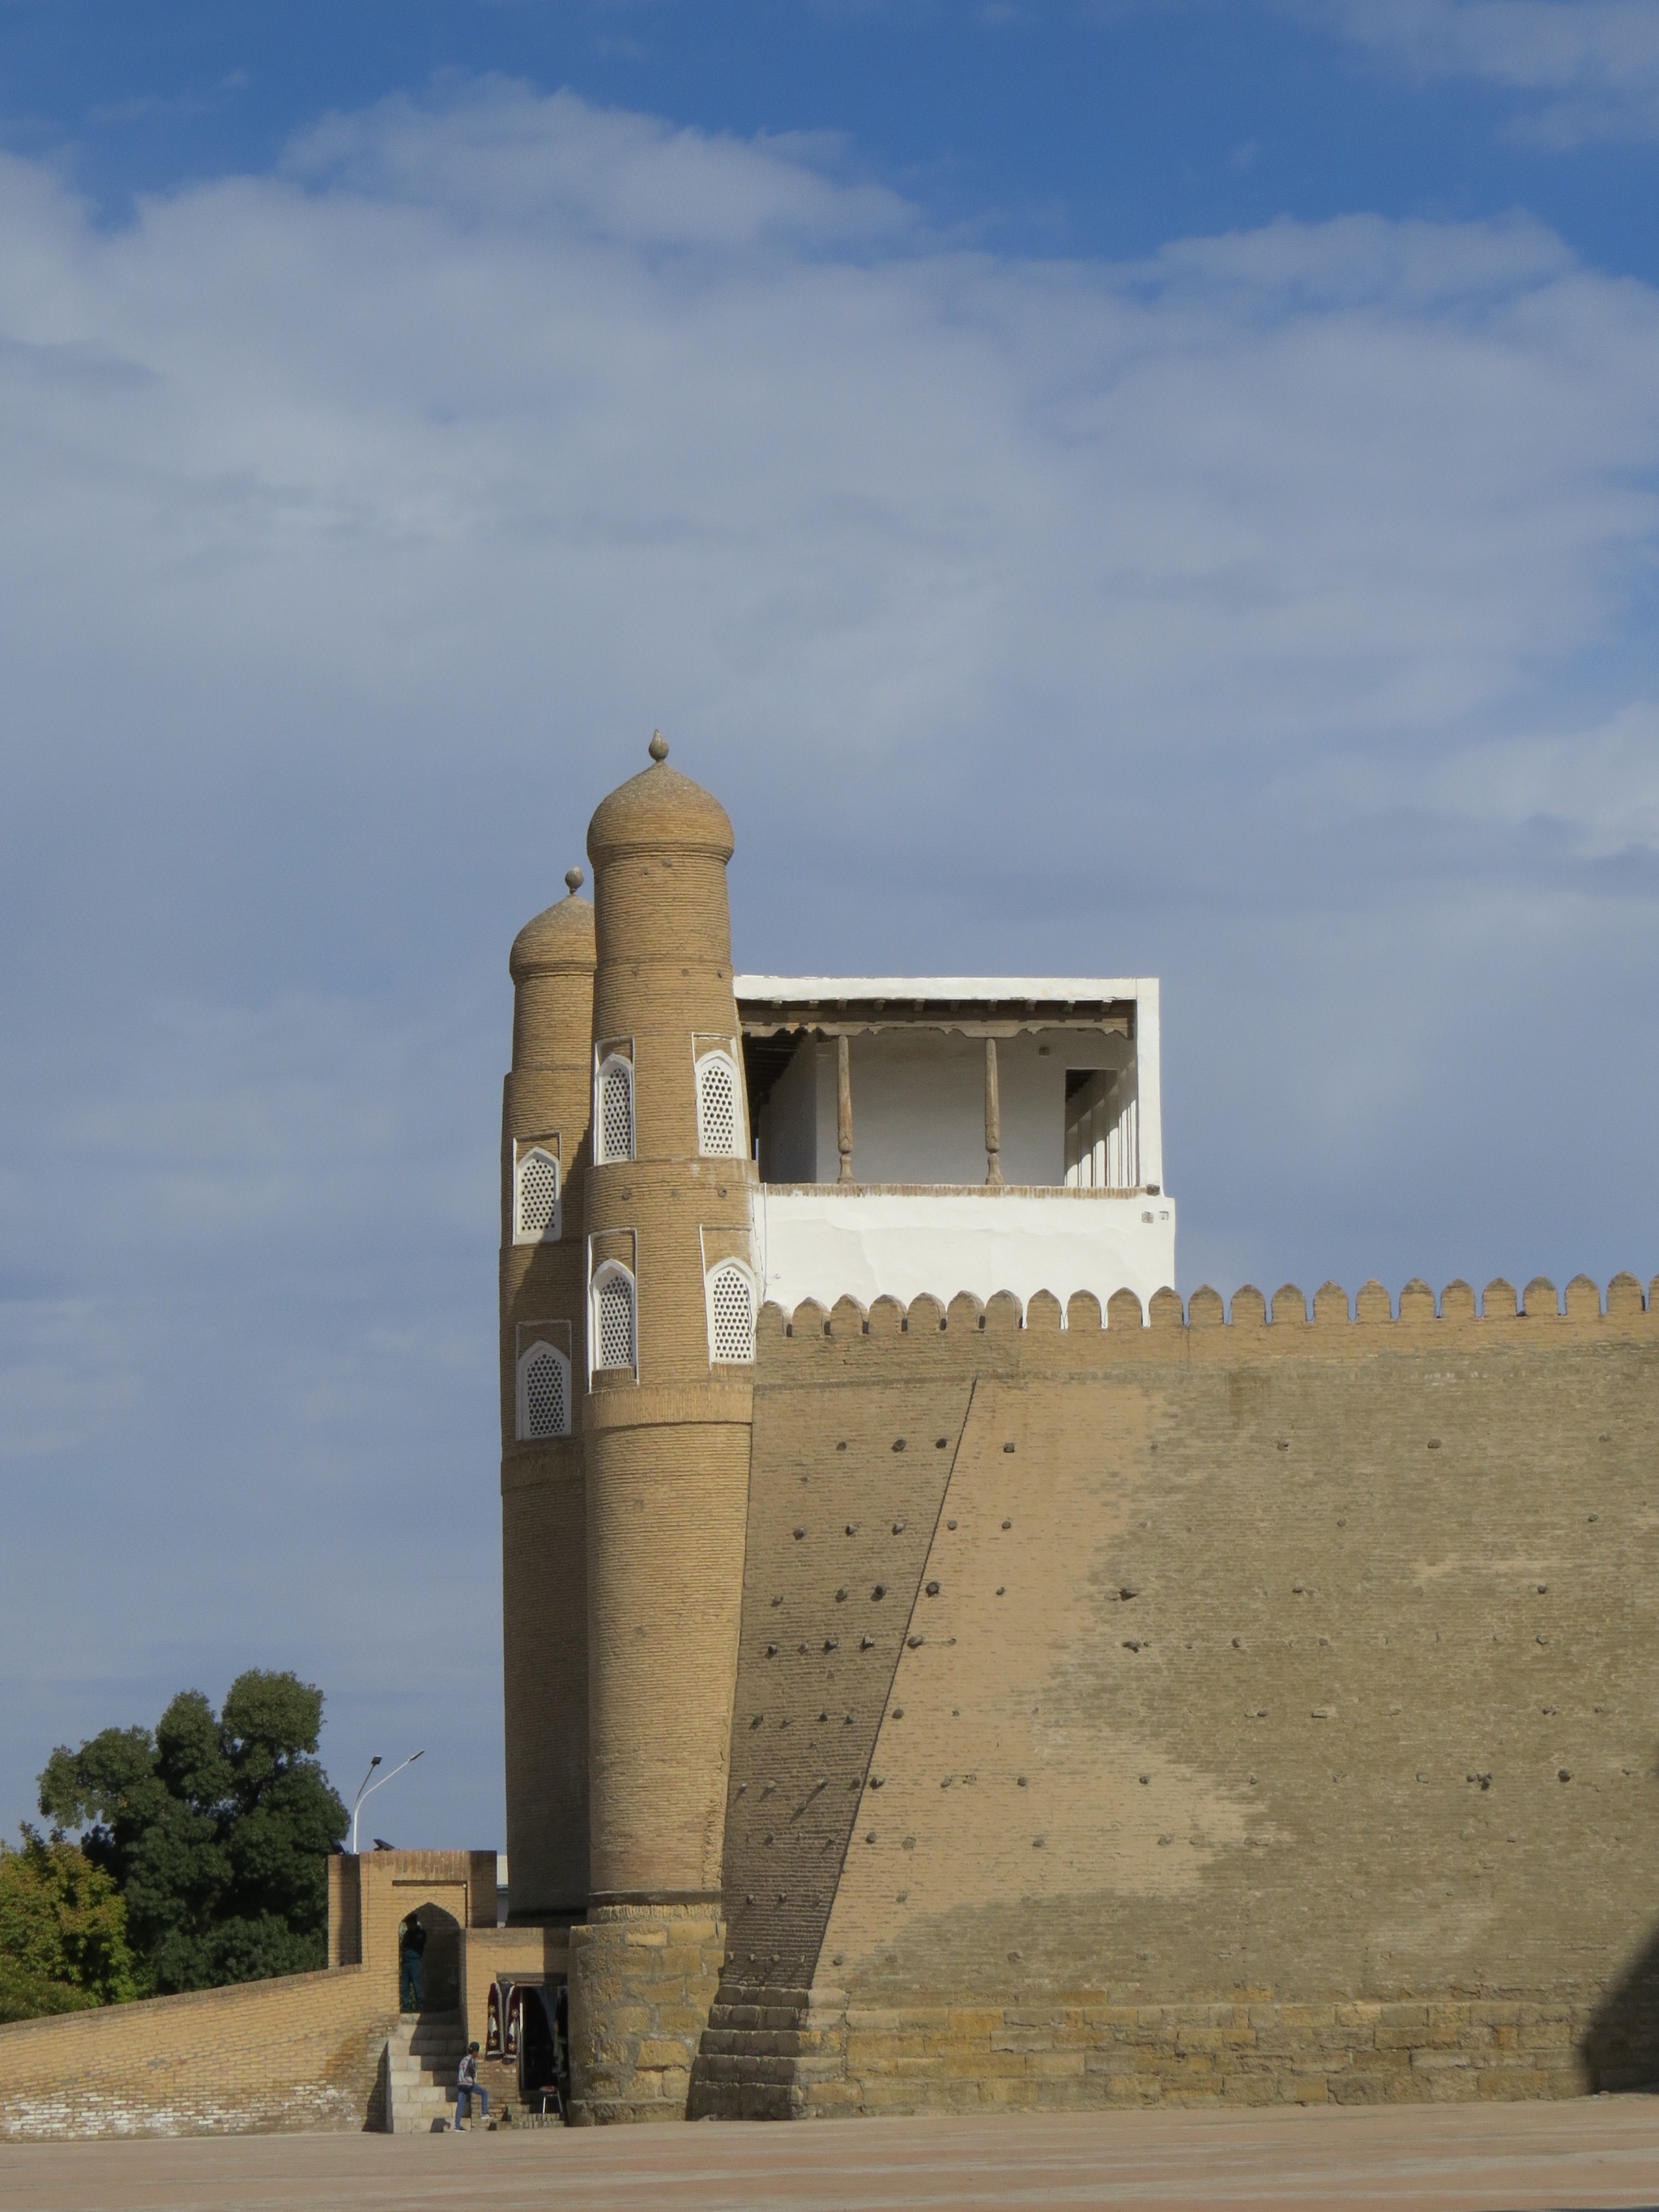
[754,1188,1176,1319]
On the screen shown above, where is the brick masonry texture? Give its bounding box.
[0,1966,394,2141]
[500,888,595,1923]
[689,1274,1659,2116]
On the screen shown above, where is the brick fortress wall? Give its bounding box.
[691,1271,1659,2116]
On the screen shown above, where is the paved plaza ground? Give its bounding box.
[2,2099,1659,2212]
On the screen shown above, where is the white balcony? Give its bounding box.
[753,1183,1176,1321]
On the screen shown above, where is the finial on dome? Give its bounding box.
[648,729,669,764]
[565,866,584,897]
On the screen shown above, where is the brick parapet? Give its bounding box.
[0,1964,396,2141]
[758,1272,1656,1371]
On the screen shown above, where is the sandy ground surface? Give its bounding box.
[2,2099,1659,2212]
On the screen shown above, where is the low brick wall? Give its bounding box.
[691,1980,1611,2117]
[0,1964,396,2140]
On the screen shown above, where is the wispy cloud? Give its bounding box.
[1313,0,1659,143]
[284,79,916,249]
[2,81,1658,1840]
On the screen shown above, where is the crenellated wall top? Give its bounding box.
[753,1271,1657,1363]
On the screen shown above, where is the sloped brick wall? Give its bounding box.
[693,1274,1659,2114]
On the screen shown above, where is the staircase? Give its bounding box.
[382,2011,471,2133]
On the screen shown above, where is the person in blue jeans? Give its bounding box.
[454,2042,489,2131]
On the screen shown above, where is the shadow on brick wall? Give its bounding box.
[1582,1924,1659,2091]
[363,2039,390,2133]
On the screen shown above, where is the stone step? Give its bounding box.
[383,2010,487,2135]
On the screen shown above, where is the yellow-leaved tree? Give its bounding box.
[0,1826,138,2022]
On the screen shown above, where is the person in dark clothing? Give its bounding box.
[554,1983,571,2112]
[399,1913,427,2013]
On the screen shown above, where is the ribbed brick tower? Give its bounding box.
[567,735,757,2122]
[500,873,595,1925]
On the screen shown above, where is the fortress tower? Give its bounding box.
[566,734,759,2122]
[499,871,595,1924]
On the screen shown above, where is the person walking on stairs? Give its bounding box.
[454,2042,492,2131]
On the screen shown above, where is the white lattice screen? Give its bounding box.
[597,1059,633,1163]
[516,1149,560,1242]
[595,1268,636,1370]
[697,1052,740,1157]
[708,1263,755,1364]
[518,1343,569,1438]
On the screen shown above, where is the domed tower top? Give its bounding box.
[508,868,595,1073]
[509,867,596,985]
[586,733,733,866]
[586,735,736,993]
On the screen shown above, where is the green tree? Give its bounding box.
[37,1670,348,1996]
[0,1826,138,2022]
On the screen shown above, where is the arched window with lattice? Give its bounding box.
[516,1339,572,1440]
[705,1259,756,1366]
[513,1145,561,1246]
[695,1048,743,1159]
[595,1053,634,1165]
[591,1261,638,1374]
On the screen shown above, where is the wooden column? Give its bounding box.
[984,1038,1003,1187]
[837,1034,854,1183]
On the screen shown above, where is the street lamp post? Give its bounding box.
[348,1750,425,1853]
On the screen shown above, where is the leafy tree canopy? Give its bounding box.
[0,1825,138,2022]
[38,1670,348,1995]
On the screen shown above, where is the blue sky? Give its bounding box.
[3,1,1658,1852]
[9,3,1659,275]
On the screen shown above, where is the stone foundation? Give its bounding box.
[567,1903,727,2124]
[690,1981,842,2119]
[689,1982,1621,2117]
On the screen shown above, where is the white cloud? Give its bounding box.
[3,81,1659,1839]
[284,79,917,249]
[1313,0,1659,142]
[1429,701,1659,856]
